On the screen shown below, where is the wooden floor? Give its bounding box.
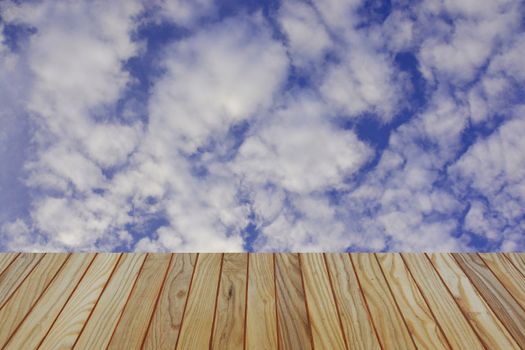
[0,253,524,349]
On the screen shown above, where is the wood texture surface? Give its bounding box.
[0,252,523,349]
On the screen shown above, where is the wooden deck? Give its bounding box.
[0,253,524,349]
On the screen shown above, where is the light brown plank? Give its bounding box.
[401,253,484,350]
[4,253,96,350]
[482,253,525,309]
[324,253,381,349]
[453,253,525,348]
[0,253,19,276]
[143,253,197,350]
[430,253,519,349]
[300,253,347,349]
[245,253,277,350]
[0,253,69,347]
[275,253,313,350]
[72,253,147,349]
[377,253,450,349]
[504,253,525,276]
[176,253,223,349]
[38,253,121,350]
[0,253,44,307]
[351,253,415,350]
[107,253,172,349]
[211,253,248,349]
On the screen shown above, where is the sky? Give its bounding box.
[0,0,524,252]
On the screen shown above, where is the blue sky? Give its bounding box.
[0,0,524,252]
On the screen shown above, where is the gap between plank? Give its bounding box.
[242,254,249,350]
[208,253,225,349]
[397,254,453,350]
[374,254,417,350]
[424,253,488,350]
[35,254,99,350]
[0,253,21,278]
[72,254,123,349]
[322,253,349,350]
[347,254,384,350]
[105,253,149,350]
[297,254,315,350]
[1,253,72,347]
[273,254,281,350]
[501,253,525,281]
[139,253,175,350]
[174,253,199,350]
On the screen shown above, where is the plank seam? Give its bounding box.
[273,254,281,350]
[469,253,525,348]
[242,253,249,350]
[0,253,20,279]
[35,253,98,350]
[140,253,175,350]
[0,253,72,348]
[174,253,200,350]
[208,253,225,350]
[397,253,453,350]
[0,253,46,311]
[105,253,149,350]
[72,253,123,349]
[426,253,488,350]
[322,254,349,350]
[374,253,418,350]
[297,254,315,350]
[347,253,384,350]
[502,253,525,281]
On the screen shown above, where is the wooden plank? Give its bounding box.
[3,253,96,350]
[430,253,519,349]
[275,253,313,350]
[376,253,449,349]
[300,253,347,349]
[0,253,19,276]
[401,253,484,349]
[245,253,277,350]
[0,253,69,347]
[107,253,172,349]
[72,253,147,349]
[176,253,223,349]
[504,253,525,276]
[324,253,381,349]
[38,253,121,350]
[351,253,415,349]
[482,253,525,308]
[0,253,44,307]
[143,253,197,350]
[453,253,525,348]
[211,253,248,349]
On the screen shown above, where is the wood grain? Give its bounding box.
[143,253,197,350]
[211,253,248,349]
[481,253,525,309]
[0,253,69,347]
[245,253,277,350]
[176,253,223,350]
[275,253,313,350]
[38,253,121,350]
[72,253,147,349]
[324,253,381,349]
[107,253,172,349]
[504,253,525,276]
[3,253,96,350]
[401,253,485,350]
[453,253,525,348]
[351,253,415,350]
[300,253,347,349]
[429,253,519,349]
[376,253,450,349]
[0,253,19,276]
[0,253,44,307]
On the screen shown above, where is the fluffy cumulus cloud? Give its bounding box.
[0,0,524,252]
